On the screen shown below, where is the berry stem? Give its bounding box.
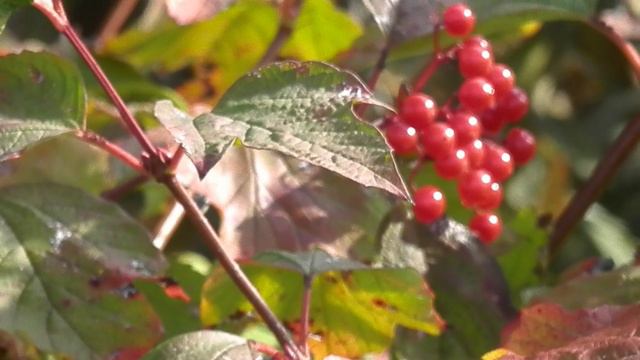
[413,52,447,92]
[550,22,640,257]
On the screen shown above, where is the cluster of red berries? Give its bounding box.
[384,3,536,244]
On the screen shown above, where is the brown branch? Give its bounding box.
[152,201,186,250]
[95,0,140,51]
[257,0,302,67]
[75,130,146,173]
[549,20,640,257]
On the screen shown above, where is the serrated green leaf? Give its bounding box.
[0,51,86,160]
[280,0,362,61]
[141,331,255,360]
[0,183,166,359]
[156,61,408,198]
[201,250,439,359]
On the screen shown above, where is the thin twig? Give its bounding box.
[152,201,186,250]
[95,0,140,51]
[101,174,150,201]
[549,20,640,257]
[366,38,392,91]
[299,276,312,357]
[257,0,302,67]
[75,130,146,173]
[161,175,303,359]
[412,53,446,92]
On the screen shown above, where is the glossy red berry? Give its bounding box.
[458,169,494,208]
[483,142,514,182]
[496,87,529,123]
[479,107,505,135]
[413,186,446,224]
[458,77,495,113]
[504,128,536,165]
[420,122,456,159]
[463,139,485,169]
[448,111,481,146]
[435,149,469,180]
[443,4,476,37]
[463,36,492,53]
[400,93,438,130]
[476,182,503,211]
[487,64,515,98]
[458,45,494,78]
[470,213,502,244]
[384,121,418,156]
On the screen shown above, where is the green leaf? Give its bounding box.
[155,61,408,198]
[0,0,31,34]
[378,210,516,357]
[201,250,440,359]
[280,0,363,61]
[0,51,86,160]
[0,183,166,359]
[141,331,256,360]
[185,146,391,259]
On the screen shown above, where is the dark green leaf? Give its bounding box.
[0,183,166,359]
[141,331,256,360]
[201,250,439,358]
[0,0,31,34]
[378,210,516,357]
[184,146,391,259]
[156,61,408,198]
[0,51,86,160]
[255,249,364,277]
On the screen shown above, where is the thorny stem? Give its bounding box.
[161,176,303,359]
[75,131,146,174]
[299,276,313,357]
[36,1,303,357]
[549,21,640,257]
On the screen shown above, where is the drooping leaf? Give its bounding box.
[0,183,166,359]
[363,0,598,44]
[0,51,86,160]
[201,250,440,359]
[280,0,363,61]
[155,61,408,198]
[502,303,640,358]
[378,210,516,357]
[141,331,256,360]
[183,145,391,258]
[0,0,31,34]
[165,0,236,25]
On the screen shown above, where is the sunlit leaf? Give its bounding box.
[141,331,256,360]
[0,51,85,160]
[155,61,408,198]
[280,0,362,61]
[503,303,640,358]
[0,183,166,359]
[201,250,440,359]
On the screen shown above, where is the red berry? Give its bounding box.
[458,77,495,113]
[400,93,438,130]
[458,169,494,209]
[477,182,503,211]
[479,107,505,135]
[435,149,469,180]
[483,142,514,182]
[496,87,529,123]
[470,213,502,244]
[413,185,446,224]
[384,121,418,156]
[463,36,492,53]
[487,64,515,98]
[448,111,481,146]
[504,128,536,165]
[420,122,456,159]
[464,139,485,169]
[458,45,494,78]
[443,4,476,37]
